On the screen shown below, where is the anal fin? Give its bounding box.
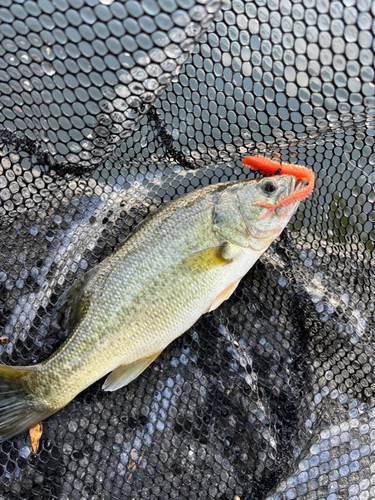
[102,351,162,392]
[206,278,241,313]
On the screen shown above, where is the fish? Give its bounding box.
[0,160,314,442]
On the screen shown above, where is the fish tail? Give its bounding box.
[0,364,51,441]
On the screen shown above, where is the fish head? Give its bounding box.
[238,174,305,251]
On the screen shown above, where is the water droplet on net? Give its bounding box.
[146,64,162,78]
[115,85,130,98]
[164,44,182,59]
[129,82,145,95]
[144,78,159,91]
[41,61,55,76]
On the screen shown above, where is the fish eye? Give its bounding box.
[262,180,277,193]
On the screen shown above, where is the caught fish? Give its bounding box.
[0,158,314,441]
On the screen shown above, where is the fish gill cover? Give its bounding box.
[0,0,374,499]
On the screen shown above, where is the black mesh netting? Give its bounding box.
[0,0,375,499]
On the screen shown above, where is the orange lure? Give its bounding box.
[242,155,315,220]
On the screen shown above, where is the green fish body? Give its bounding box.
[0,174,302,440]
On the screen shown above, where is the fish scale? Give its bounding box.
[0,173,306,441]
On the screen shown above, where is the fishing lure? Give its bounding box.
[243,155,315,220]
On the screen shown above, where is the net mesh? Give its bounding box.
[0,0,375,499]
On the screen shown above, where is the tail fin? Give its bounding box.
[0,364,51,441]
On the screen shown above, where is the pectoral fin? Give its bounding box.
[102,351,162,392]
[206,278,241,313]
[181,245,232,273]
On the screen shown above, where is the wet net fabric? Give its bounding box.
[0,0,375,499]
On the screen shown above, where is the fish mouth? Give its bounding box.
[288,175,306,206]
[289,175,306,195]
[272,176,306,220]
